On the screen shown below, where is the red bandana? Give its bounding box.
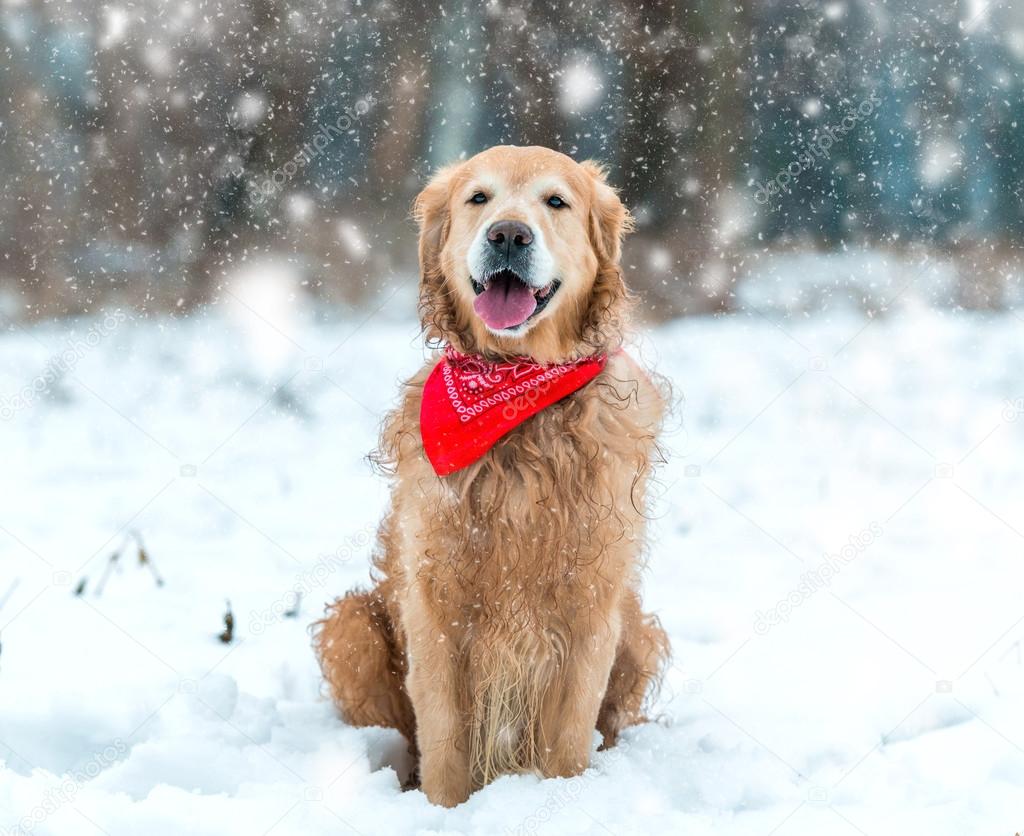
[420,346,607,476]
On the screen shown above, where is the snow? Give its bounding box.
[2,287,1024,835]
[919,138,962,187]
[558,58,604,115]
[336,221,370,260]
[230,92,270,131]
[98,7,129,50]
[736,248,961,313]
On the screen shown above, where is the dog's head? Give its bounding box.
[413,145,633,362]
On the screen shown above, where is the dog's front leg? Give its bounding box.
[539,620,621,778]
[405,597,471,807]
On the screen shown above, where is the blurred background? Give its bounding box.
[4,0,1024,321]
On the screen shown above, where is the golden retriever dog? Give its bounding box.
[314,145,668,807]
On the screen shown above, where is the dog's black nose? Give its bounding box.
[487,220,533,250]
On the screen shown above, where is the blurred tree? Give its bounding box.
[1,0,1022,319]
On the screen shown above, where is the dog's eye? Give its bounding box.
[546,195,568,209]
[469,192,488,205]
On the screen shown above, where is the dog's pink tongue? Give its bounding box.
[473,279,537,330]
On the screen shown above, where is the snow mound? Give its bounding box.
[2,297,1023,834]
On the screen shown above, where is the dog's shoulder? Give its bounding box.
[597,350,667,433]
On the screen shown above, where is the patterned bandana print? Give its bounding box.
[419,345,607,476]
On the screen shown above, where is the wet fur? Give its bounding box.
[314,146,669,806]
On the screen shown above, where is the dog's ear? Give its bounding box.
[579,161,632,352]
[413,163,460,280]
[412,163,460,342]
[581,160,634,266]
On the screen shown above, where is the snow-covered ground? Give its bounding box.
[2,279,1024,835]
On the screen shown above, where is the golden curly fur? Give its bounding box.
[314,146,669,807]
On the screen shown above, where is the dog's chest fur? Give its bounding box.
[393,359,656,636]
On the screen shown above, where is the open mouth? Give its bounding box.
[470,270,561,331]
